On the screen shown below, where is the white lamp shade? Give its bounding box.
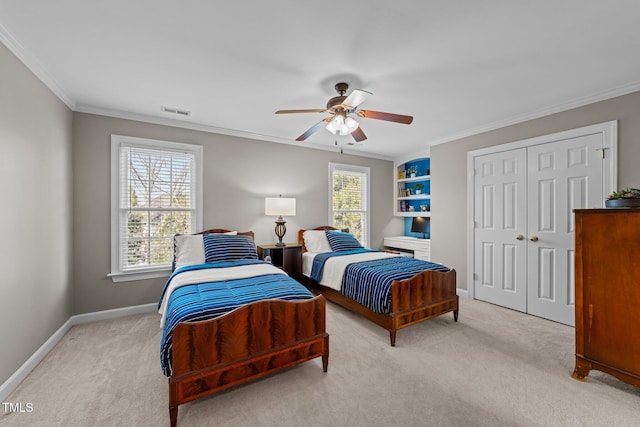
[265,197,296,216]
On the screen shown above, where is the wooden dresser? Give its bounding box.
[572,208,640,386]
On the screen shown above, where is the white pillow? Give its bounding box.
[174,231,237,268]
[174,235,205,268]
[303,230,332,253]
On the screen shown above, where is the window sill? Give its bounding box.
[108,268,171,283]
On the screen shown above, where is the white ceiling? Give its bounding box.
[2,0,640,160]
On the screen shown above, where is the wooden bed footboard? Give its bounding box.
[168,295,329,427]
[388,268,458,345]
[303,269,457,346]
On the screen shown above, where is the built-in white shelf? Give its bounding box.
[398,175,431,184]
[396,212,431,218]
[395,155,431,217]
[397,194,431,201]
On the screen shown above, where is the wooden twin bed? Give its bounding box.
[163,229,329,427]
[298,226,458,346]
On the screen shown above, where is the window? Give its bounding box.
[110,135,202,282]
[328,163,370,247]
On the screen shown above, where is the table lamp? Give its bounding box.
[265,196,296,246]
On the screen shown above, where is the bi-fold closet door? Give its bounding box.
[471,126,614,326]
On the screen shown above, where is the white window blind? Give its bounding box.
[329,163,370,247]
[110,135,202,281]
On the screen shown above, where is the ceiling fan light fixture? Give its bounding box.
[325,114,343,134]
[345,116,359,132]
[326,114,359,136]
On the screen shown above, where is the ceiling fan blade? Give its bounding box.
[275,109,326,114]
[296,119,329,141]
[342,89,372,109]
[356,110,413,124]
[351,126,367,142]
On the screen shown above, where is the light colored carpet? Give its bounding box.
[1,299,639,427]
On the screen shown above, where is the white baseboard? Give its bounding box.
[0,317,74,402]
[71,302,157,325]
[0,302,157,402]
[456,288,470,299]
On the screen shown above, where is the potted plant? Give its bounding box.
[409,166,418,178]
[605,188,640,208]
[413,183,425,194]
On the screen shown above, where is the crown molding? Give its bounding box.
[75,103,394,161]
[428,80,640,147]
[0,23,75,110]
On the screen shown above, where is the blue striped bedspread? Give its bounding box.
[158,260,313,377]
[313,252,449,314]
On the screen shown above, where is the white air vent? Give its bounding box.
[161,106,191,116]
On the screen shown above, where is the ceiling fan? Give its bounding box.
[275,82,413,143]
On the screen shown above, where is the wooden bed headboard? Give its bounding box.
[298,226,347,253]
[195,229,255,241]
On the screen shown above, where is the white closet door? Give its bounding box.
[470,122,616,326]
[473,149,528,312]
[526,133,604,326]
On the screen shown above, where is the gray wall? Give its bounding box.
[73,113,403,314]
[0,43,73,385]
[431,91,640,292]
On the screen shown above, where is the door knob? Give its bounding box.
[516,234,524,240]
[530,235,539,242]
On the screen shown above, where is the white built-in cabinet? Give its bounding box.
[383,236,431,261]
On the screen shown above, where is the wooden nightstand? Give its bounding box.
[256,244,302,280]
